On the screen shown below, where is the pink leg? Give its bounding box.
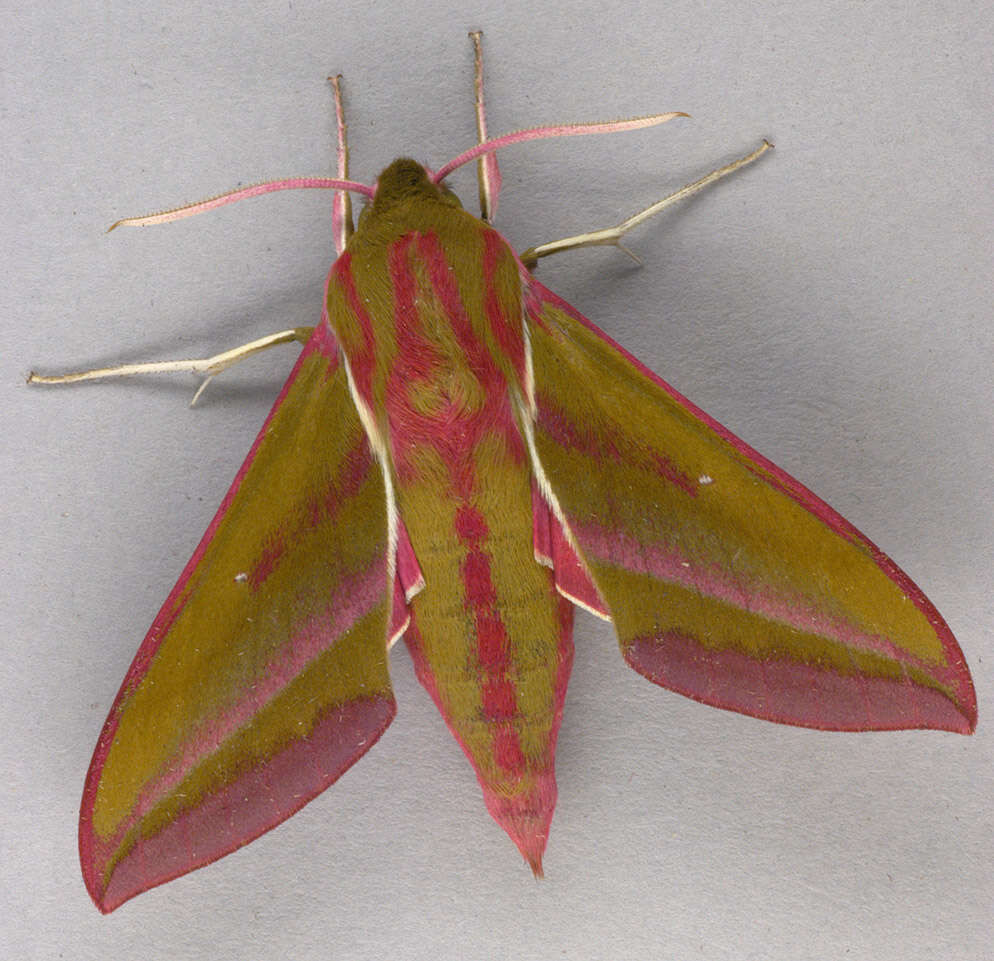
[470,31,502,223]
[329,74,354,256]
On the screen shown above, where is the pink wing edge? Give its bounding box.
[79,320,404,913]
[522,277,977,736]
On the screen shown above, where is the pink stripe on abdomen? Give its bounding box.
[456,503,526,772]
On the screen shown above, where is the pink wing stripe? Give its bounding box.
[573,520,963,687]
[531,480,608,618]
[91,559,390,861]
[87,695,395,913]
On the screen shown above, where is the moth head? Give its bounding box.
[367,158,463,216]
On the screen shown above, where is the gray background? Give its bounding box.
[3,2,991,959]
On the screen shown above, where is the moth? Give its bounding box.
[32,33,975,913]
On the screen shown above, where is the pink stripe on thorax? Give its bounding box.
[481,228,525,380]
[417,232,496,381]
[417,232,526,468]
[382,230,525,490]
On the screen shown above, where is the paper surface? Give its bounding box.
[3,3,991,959]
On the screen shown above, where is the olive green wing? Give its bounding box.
[80,320,397,912]
[525,280,975,734]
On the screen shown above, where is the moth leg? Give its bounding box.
[469,30,502,223]
[28,327,314,406]
[328,74,354,255]
[520,140,772,269]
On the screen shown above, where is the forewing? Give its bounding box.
[524,280,976,734]
[79,320,395,912]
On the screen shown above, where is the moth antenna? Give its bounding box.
[108,177,374,230]
[432,111,688,183]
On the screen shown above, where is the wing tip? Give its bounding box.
[80,849,115,914]
[956,696,978,735]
